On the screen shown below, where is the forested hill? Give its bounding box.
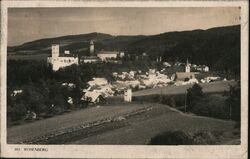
[8,25,240,75]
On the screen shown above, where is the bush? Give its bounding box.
[149,131,193,145]
[226,82,241,121]
[192,94,228,119]
[187,83,204,111]
[149,130,221,145]
[7,103,27,121]
[192,131,217,144]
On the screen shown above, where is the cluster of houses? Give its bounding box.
[45,40,218,104]
[112,69,172,90]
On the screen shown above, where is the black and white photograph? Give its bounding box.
[0,0,248,158]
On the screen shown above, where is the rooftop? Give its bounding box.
[97,51,119,55]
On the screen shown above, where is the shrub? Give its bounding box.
[192,131,217,144]
[7,103,27,121]
[226,82,241,121]
[192,94,228,119]
[149,131,193,145]
[186,83,204,111]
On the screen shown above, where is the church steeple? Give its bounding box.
[185,58,190,73]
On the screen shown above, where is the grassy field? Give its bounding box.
[8,102,238,145]
[69,104,238,145]
[7,54,49,61]
[133,81,236,97]
[7,103,149,144]
[7,81,238,144]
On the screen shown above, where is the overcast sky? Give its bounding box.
[8,7,240,46]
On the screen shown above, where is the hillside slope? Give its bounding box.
[8,25,240,75]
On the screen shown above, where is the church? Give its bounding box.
[48,40,125,71]
[175,59,198,81]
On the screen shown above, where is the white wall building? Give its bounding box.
[185,59,191,73]
[97,51,119,61]
[47,44,79,71]
[124,88,132,102]
[81,56,100,63]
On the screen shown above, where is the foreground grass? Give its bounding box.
[68,104,238,145]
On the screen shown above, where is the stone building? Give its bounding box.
[47,44,79,71]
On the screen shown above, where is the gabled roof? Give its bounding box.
[84,91,103,103]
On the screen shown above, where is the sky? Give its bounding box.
[8,7,240,46]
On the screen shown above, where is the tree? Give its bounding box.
[186,83,204,111]
[226,81,241,121]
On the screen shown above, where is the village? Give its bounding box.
[43,41,226,107]
[11,40,227,110]
[7,42,238,144]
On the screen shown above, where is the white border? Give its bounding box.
[1,0,248,158]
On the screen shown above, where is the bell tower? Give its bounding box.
[52,44,59,58]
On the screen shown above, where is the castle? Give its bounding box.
[47,44,79,71]
[48,40,125,71]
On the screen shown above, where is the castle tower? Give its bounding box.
[185,59,190,73]
[51,44,59,58]
[89,40,94,56]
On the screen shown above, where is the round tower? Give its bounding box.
[89,40,94,56]
[185,59,191,73]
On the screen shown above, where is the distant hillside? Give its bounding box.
[8,25,240,75]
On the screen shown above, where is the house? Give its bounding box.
[24,110,37,120]
[175,72,198,81]
[195,65,209,72]
[80,56,101,63]
[124,89,132,102]
[119,52,125,58]
[47,44,79,71]
[82,91,106,104]
[11,89,23,96]
[97,51,120,61]
[163,62,171,67]
[88,78,108,86]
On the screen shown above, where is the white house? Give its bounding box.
[195,65,209,72]
[47,44,78,71]
[124,88,132,102]
[81,56,100,63]
[203,66,209,72]
[82,91,105,103]
[88,78,108,86]
[97,51,120,61]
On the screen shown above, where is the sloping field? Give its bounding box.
[7,54,49,61]
[70,104,237,145]
[7,103,149,144]
[133,81,236,97]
